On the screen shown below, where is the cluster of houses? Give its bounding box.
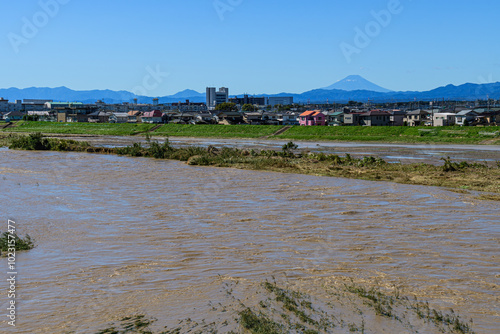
[1,97,499,127]
[320,108,500,127]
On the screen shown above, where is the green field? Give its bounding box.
[3,121,500,144]
[152,124,282,138]
[276,125,500,144]
[3,121,156,136]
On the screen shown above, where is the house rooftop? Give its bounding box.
[300,110,322,117]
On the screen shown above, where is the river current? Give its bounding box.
[0,149,498,333]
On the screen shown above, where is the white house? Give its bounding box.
[433,113,456,126]
[110,112,129,123]
[455,110,477,126]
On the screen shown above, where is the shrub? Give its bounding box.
[9,133,51,150]
[187,155,211,166]
[0,232,34,252]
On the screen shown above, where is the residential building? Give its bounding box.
[217,111,244,125]
[206,87,229,110]
[389,110,406,126]
[127,110,142,123]
[57,111,89,123]
[327,111,344,126]
[403,109,430,126]
[229,95,266,106]
[168,100,207,112]
[169,112,197,124]
[243,112,264,125]
[195,112,215,124]
[22,99,52,111]
[455,110,477,126]
[0,98,23,113]
[299,110,326,126]
[344,110,391,126]
[433,113,456,126]
[45,102,84,109]
[107,103,130,113]
[473,108,500,125]
[2,110,25,121]
[344,113,361,126]
[358,110,391,126]
[277,112,299,125]
[262,112,280,125]
[110,112,129,123]
[267,96,293,106]
[28,111,56,122]
[141,110,163,123]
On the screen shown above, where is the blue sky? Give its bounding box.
[1,0,499,96]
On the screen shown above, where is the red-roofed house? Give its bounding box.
[299,110,326,126]
[141,110,163,123]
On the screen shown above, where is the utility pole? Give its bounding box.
[430,101,434,127]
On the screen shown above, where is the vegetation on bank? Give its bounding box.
[3,133,500,194]
[3,121,500,144]
[0,232,34,253]
[8,132,90,151]
[4,132,113,154]
[116,137,500,194]
[93,280,475,334]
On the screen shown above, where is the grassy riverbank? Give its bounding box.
[275,125,500,144]
[3,133,500,195]
[3,121,500,144]
[153,123,283,138]
[3,121,157,136]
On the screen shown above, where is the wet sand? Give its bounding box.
[0,149,498,333]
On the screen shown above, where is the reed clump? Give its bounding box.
[0,232,34,252]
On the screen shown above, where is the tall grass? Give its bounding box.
[0,232,34,252]
[8,133,90,151]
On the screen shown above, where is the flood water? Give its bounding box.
[0,149,499,333]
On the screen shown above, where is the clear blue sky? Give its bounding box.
[1,0,499,96]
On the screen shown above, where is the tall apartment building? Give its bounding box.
[0,98,23,113]
[206,87,229,110]
[229,95,266,106]
[267,96,293,106]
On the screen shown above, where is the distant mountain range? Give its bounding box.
[322,75,393,93]
[0,87,206,104]
[1,76,499,104]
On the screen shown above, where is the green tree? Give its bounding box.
[22,115,39,121]
[215,102,238,111]
[242,104,257,112]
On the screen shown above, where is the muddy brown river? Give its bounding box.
[0,148,499,333]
